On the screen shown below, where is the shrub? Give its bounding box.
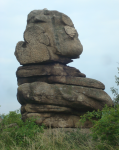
[79,63,119,147]
[110,63,119,106]
[0,108,44,149]
[79,104,119,146]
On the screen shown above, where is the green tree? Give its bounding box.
[79,63,119,147]
[110,63,119,107]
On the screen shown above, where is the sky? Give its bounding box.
[0,0,119,116]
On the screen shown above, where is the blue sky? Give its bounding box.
[0,0,119,115]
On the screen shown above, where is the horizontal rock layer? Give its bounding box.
[21,104,73,114]
[17,82,113,111]
[21,104,88,116]
[16,63,85,77]
[22,112,95,128]
[17,76,105,90]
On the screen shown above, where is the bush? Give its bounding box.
[110,63,119,106]
[0,108,44,149]
[79,64,119,147]
[79,104,119,146]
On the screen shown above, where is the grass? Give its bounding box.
[0,107,119,150]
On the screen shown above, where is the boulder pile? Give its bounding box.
[15,9,113,128]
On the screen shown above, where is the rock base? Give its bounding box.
[22,112,96,128]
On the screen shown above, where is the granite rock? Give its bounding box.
[17,82,113,111]
[16,63,86,78]
[14,9,114,128]
[22,112,94,128]
[17,75,104,90]
[14,9,83,65]
[21,104,73,114]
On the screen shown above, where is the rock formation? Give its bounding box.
[15,9,114,128]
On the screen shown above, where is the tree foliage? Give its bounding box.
[79,64,119,147]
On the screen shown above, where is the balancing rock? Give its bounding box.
[15,9,114,128]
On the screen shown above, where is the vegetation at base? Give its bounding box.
[0,64,118,150]
[79,104,119,147]
[0,108,44,149]
[0,109,117,150]
[79,64,119,149]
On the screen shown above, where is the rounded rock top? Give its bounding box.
[15,9,83,65]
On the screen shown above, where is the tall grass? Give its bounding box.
[0,105,118,150]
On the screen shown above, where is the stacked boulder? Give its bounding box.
[15,9,113,128]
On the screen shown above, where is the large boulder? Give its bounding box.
[14,9,83,65]
[17,82,113,112]
[15,41,72,65]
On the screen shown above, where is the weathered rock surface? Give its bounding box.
[64,26,77,38]
[21,104,88,116]
[17,75,105,90]
[22,112,94,128]
[17,82,113,111]
[14,9,83,65]
[21,104,73,114]
[44,76,105,89]
[15,9,114,128]
[16,63,86,78]
[15,41,72,65]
